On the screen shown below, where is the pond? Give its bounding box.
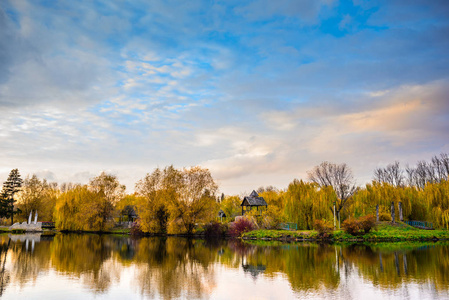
[0,233,448,299]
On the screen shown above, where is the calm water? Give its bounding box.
[0,234,448,299]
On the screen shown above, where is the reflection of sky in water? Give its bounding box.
[1,235,448,299]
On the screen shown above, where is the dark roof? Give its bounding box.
[241,190,267,206]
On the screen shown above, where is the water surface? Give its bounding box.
[0,233,448,299]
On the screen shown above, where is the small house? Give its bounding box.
[241,190,267,215]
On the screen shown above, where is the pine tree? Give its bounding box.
[1,169,23,225]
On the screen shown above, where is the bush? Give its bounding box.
[229,217,255,237]
[130,221,144,236]
[342,215,376,236]
[204,221,227,238]
[342,218,361,236]
[314,219,334,238]
[359,215,376,233]
[379,212,392,221]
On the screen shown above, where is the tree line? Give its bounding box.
[1,152,449,232]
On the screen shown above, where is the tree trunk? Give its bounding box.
[391,201,395,223]
[376,204,379,222]
[398,201,403,222]
[338,211,341,229]
[10,200,14,226]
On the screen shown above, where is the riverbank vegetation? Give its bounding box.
[243,222,449,241]
[0,153,448,238]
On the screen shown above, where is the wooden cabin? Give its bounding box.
[241,190,267,215]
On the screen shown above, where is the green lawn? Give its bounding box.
[242,222,449,241]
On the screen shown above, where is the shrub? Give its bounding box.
[130,221,144,236]
[229,217,255,237]
[379,213,392,221]
[359,215,376,234]
[204,221,227,238]
[314,219,334,238]
[342,218,361,236]
[342,215,376,236]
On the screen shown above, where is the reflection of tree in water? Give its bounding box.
[340,242,449,292]
[109,235,138,262]
[231,241,340,292]
[133,237,218,299]
[5,234,52,291]
[0,237,11,297]
[2,233,449,297]
[50,234,115,293]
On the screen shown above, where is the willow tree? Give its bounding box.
[136,166,218,235]
[89,172,126,229]
[307,162,357,227]
[284,179,335,230]
[220,195,241,221]
[424,179,449,229]
[135,166,181,234]
[169,166,218,234]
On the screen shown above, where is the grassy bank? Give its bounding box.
[242,222,449,242]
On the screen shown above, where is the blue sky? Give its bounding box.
[1,0,448,194]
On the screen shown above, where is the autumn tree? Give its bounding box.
[373,161,404,187]
[115,194,139,223]
[169,166,218,234]
[406,153,449,189]
[89,172,126,230]
[55,185,111,231]
[284,179,335,230]
[54,173,125,231]
[307,162,357,228]
[1,169,23,225]
[16,175,59,222]
[135,166,181,234]
[136,166,218,235]
[220,195,241,221]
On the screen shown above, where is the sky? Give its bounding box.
[1,0,448,195]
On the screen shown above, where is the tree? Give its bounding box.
[406,153,449,189]
[1,169,23,225]
[373,161,404,187]
[88,172,125,230]
[136,166,218,235]
[17,175,49,221]
[307,162,357,228]
[135,166,181,234]
[284,179,335,230]
[220,195,241,221]
[89,172,126,205]
[169,166,218,234]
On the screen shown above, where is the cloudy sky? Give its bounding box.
[1,0,448,194]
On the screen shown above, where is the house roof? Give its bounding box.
[241,190,267,206]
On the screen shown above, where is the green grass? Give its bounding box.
[106,227,131,234]
[242,222,449,242]
[243,229,317,239]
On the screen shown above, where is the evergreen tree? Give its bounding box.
[1,169,23,225]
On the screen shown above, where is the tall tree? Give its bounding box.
[1,169,23,225]
[17,175,58,222]
[307,162,357,227]
[374,161,404,187]
[136,166,218,235]
[135,166,181,234]
[170,166,218,234]
[88,172,126,230]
